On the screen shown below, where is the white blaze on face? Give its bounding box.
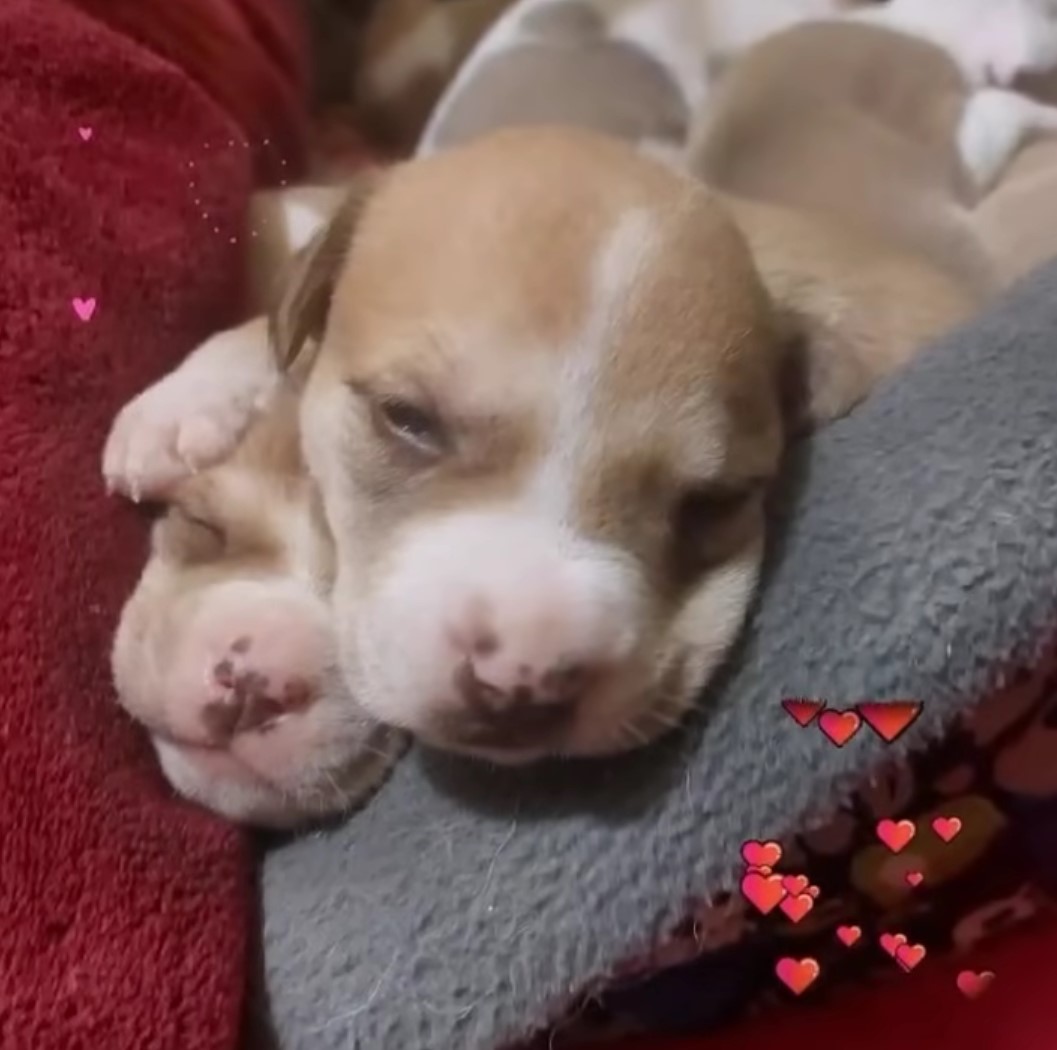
[346,208,671,741]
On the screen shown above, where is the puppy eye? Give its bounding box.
[373,396,446,456]
[670,482,762,575]
[674,484,755,530]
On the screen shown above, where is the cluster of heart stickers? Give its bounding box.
[740,840,821,926]
[740,841,826,995]
[869,813,978,982]
[781,698,923,747]
[748,811,991,998]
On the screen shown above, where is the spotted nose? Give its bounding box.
[202,650,313,740]
[450,658,584,750]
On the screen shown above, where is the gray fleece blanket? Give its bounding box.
[258,254,1057,1047]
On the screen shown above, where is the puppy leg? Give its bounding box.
[102,316,277,500]
[957,87,1057,191]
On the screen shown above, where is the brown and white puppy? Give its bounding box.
[107,8,1057,771]
[117,127,977,767]
[110,336,404,828]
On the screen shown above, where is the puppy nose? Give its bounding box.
[452,658,583,749]
[202,651,313,741]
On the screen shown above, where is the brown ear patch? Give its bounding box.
[269,172,383,372]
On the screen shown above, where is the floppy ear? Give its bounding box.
[727,196,975,435]
[269,173,382,372]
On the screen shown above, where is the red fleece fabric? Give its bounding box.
[612,921,1057,1050]
[0,0,304,1046]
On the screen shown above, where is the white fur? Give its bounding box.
[102,318,277,500]
[281,198,333,254]
[958,87,1057,189]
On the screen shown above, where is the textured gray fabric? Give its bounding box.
[260,259,1057,1050]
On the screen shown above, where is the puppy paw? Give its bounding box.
[103,378,259,500]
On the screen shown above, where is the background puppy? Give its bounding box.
[110,380,404,827]
[690,18,1057,306]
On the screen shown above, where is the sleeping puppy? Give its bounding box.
[106,126,981,769]
[110,346,405,827]
[689,14,1057,304]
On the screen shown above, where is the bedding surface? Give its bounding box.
[260,247,1057,1049]
[0,0,304,1045]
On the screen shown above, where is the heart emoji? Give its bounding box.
[876,818,916,853]
[78,126,93,141]
[879,932,908,958]
[71,297,96,322]
[836,925,862,948]
[956,970,995,1000]
[895,942,927,973]
[775,957,821,996]
[857,700,923,743]
[740,871,787,916]
[741,840,783,869]
[780,892,815,924]
[931,816,963,843]
[781,874,810,896]
[781,698,825,727]
[807,885,821,899]
[905,871,924,888]
[818,709,861,747]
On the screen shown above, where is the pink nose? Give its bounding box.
[201,636,314,741]
[449,656,587,750]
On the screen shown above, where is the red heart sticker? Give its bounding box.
[956,970,995,999]
[781,873,809,896]
[836,925,862,948]
[879,932,908,958]
[856,700,923,743]
[741,840,783,869]
[781,698,825,727]
[818,709,861,747]
[780,893,815,924]
[775,957,821,996]
[931,816,963,843]
[876,818,917,853]
[905,871,924,888]
[740,871,787,916]
[895,942,927,972]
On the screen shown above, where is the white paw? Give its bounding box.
[103,373,265,500]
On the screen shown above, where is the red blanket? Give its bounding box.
[0,1,304,1046]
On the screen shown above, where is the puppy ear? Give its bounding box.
[269,173,382,372]
[729,197,973,434]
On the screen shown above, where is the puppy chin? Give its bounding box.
[151,720,401,829]
[152,737,317,828]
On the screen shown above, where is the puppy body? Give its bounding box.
[104,117,1011,773]
[104,10,1057,776]
[691,22,998,302]
[112,380,404,828]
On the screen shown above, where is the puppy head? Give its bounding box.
[112,391,402,827]
[274,128,787,764]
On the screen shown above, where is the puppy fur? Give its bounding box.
[111,380,404,828]
[103,10,1057,788]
